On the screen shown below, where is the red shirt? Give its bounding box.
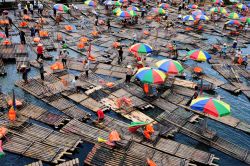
[37,46,43,54]
[97,109,104,120]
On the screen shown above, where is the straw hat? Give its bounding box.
[127,65,132,68]
[21,64,27,68]
[38,43,43,46]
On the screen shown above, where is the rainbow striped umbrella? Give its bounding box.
[212,0,223,4]
[228,12,239,19]
[116,11,131,18]
[53,4,69,12]
[187,49,211,62]
[114,1,122,6]
[156,59,184,75]
[128,10,137,17]
[210,7,227,14]
[84,0,97,6]
[0,32,6,41]
[127,6,140,11]
[190,97,230,117]
[183,15,195,21]
[237,3,248,10]
[129,43,153,54]
[159,3,170,9]
[240,17,250,24]
[230,0,238,2]
[196,15,209,21]
[119,0,128,2]
[152,8,166,15]
[192,10,205,16]
[188,4,198,9]
[225,20,241,26]
[135,67,166,84]
[113,7,122,14]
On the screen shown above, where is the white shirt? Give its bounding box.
[236,50,242,57]
[85,60,90,70]
[38,3,43,9]
[18,3,22,10]
[30,4,33,10]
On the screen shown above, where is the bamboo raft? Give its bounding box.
[56,158,80,166]
[25,161,43,166]
[155,111,250,165]
[18,104,69,128]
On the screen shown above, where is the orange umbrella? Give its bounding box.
[50,62,64,70]
[8,106,16,121]
[0,127,7,139]
[113,42,120,48]
[109,130,121,142]
[80,37,88,43]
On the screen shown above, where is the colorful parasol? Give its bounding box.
[156,59,184,75]
[128,121,149,132]
[228,12,239,19]
[183,15,195,21]
[119,0,128,3]
[192,10,205,16]
[127,6,140,11]
[113,7,122,14]
[225,20,242,26]
[237,3,248,10]
[210,7,227,14]
[187,49,211,62]
[114,1,122,6]
[129,43,153,54]
[0,140,4,159]
[84,0,97,7]
[128,10,137,17]
[159,3,170,9]
[53,4,69,12]
[116,11,131,18]
[240,17,250,24]
[190,97,230,117]
[188,4,198,9]
[212,0,223,4]
[104,0,114,5]
[135,67,166,84]
[196,14,209,21]
[152,8,166,15]
[230,0,239,2]
[0,32,6,41]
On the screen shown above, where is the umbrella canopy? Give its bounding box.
[135,67,166,84]
[212,0,223,4]
[114,1,122,6]
[192,10,205,16]
[225,20,242,26]
[190,97,230,117]
[248,3,250,7]
[196,14,209,21]
[187,49,212,62]
[188,4,198,9]
[84,0,97,6]
[183,15,195,21]
[119,0,128,2]
[152,8,166,15]
[127,6,140,11]
[228,12,239,19]
[159,3,170,9]
[128,10,137,17]
[156,59,184,75]
[240,17,250,24]
[104,0,114,5]
[113,7,122,14]
[116,11,131,18]
[129,43,153,54]
[210,7,227,14]
[128,121,149,132]
[230,0,239,2]
[0,32,6,41]
[237,3,248,10]
[53,4,69,12]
